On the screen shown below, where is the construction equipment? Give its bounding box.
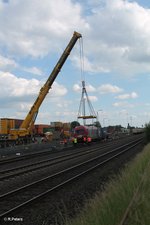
[9,31,82,142]
[77,80,97,125]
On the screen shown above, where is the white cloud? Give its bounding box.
[1,0,150,75]
[55,110,77,119]
[115,92,138,100]
[19,103,33,112]
[73,84,81,93]
[83,0,150,75]
[0,55,17,70]
[71,55,110,73]
[131,92,138,98]
[73,82,96,93]
[0,72,40,98]
[0,71,67,103]
[57,103,65,108]
[35,112,53,124]
[113,102,127,107]
[87,84,96,92]
[98,84,123,94]
[88,95,98,102]
[113,101,134,108]
[0,0,89,57]
[0,55,43,76]
[23,66,43,76]
[49,82,67,97]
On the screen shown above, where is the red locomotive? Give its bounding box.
[73,125,102,143]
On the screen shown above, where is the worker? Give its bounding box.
[87,136,92,144]
[73,137,77,146]
[64,138,67,146]
[83,136,87,143]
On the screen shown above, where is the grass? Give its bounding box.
[66,144,150,225]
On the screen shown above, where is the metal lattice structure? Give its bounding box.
[77,80,97,125]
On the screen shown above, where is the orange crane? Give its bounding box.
[9,31,82,141]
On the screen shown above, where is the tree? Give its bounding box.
[145,122,150,143]
[93,121,101,127]
[70,121,80,130]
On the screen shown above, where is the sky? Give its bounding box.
[0,0,150,128]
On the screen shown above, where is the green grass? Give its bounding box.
[66,144,150,225]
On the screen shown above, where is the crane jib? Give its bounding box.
[9,31,82,140]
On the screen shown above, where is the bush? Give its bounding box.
[145,122,150,142]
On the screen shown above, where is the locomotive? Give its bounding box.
[73,125,104,143]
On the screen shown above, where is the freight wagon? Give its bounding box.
[34,124,51,135]
[0,118,23,147]
[132,128,144,134]
[0,118,23,135]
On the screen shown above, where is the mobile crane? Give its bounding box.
[9,31,82,142]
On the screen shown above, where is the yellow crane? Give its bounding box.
[9,31,82,141]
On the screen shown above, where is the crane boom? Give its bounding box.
[10,31,82,140]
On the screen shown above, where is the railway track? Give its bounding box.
[0,135,143,181]
[0,144,119,181]
[0,134,140,166]
[0,148,58,165]
[0,137,143,220]
[0,138,133,181]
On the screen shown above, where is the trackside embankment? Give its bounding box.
[66,144,150,225]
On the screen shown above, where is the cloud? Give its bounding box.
[71,55,110,73]
[0,55,17,70]
[23,66,43,76]
[2,0,150,76]
[73,83,96,93]
[115,92,138,100]
[0,0,88,57]
[88,95,98,102]
[56,100,72,108]
[83,0,150,75]
[112,101,134,108]
[87,84,96,92]
[55,110,77,119]
[49,82,67,97]
[98,84,123,94]
[0,71,67,104]
[73,84,81,93]
[0,54,43,76]
[0,72,40,98]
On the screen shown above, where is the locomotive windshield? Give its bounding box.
[75,129,85,135]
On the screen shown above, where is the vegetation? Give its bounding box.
[66,144,150,225]
[93,121,101,127]
[70,121,80,130]
[145,122,150,142]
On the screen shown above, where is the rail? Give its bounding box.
[0,137,143,219]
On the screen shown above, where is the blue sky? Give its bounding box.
[0,0,150,127]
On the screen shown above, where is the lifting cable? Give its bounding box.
[79,37,85,83]
[77,38,97,124]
